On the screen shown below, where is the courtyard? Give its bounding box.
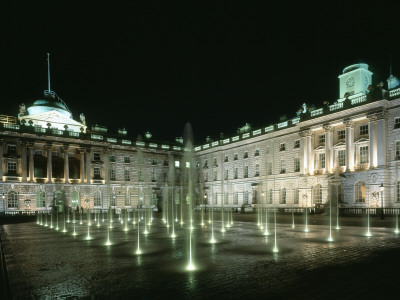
[1,212,400,299]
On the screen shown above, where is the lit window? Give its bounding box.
[186,162,190,168]
[319,135,325,144]
[175,161,180,168]
[338,130,345,140]
[124,156,130,163]
[360,124,369,135]
[7,161,17,174]
[355,181,366,203]
[36,191,46,207]
[8,191,18,208]
[93,152,101,161]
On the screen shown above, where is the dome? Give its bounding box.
[27,91,72,118]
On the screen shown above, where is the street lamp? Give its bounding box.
[380,183,384,220]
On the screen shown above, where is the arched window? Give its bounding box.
[313,184,322,204]
[36,191,46,207]
[281,188,286,204]
[355,181,366,203]
[94,191,102,207]
[70,191,79,207]
[8,191,18,208]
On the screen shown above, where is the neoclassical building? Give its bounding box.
[1,63,400,213]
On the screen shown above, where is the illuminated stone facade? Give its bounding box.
[2,63,400,213]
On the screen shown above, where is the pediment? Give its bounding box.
[333,142,346,148]
[354,138,369,144]
[314,145,325,151]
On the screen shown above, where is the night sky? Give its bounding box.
[1,1,398,144]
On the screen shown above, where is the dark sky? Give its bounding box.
[1,1,398,144]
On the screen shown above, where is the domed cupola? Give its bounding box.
[27,90,72,118]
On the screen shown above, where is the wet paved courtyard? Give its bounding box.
[2,212,400,299]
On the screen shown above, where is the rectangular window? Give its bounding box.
[294,140,300,149]
[269,189,273,204]
[7,144,16,154]
[395,117,400,129]
[338,150,346,167]
[68,153,75,158]
[151,159,157,165]
[267,162,272,175]
[243,152,249,159]
[214,193,218,205]
[360,124,369,135]
[319,153,326,169]
[234,192,238,205]
[35,149,42,156]
[397,182,400,202]
[254,149,260,156]
[93,152,101,161]
[203,160,208,168]
[244,166,248,178]
[280,143,286,151]
[7,161,17,173]
[150,169,156,182]
[294,189,300,204]
[234,167,238,179]
[319,135,325,144]
[213,157,218,166]
[338,130,345,140]
[109,155,115,162]
[94,167,101,178]
[234,154,238,160]
[294,158,300,172]
[109,169,115,180]
[255,164,260,176]
[175,161,180,168]
[225,169,228,180]
[244,191,249,204]
[280,160,286,174]
[124,169,130,181]
[124,156,130,163]
[396,141,400,160]
[213,170,217,181]
[360,146,369,164]
[52,151,59,157]
[36,191,45,207]
[224,155,228,162]
[186,162,190,168]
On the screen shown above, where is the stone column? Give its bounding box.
[323,125,333,173]
[299,130,308,175]
[344,119,354,172]
[0,139,3,180]
[79,147,85,184]
[27,143,34,182]
[103,148,109,185]
[376,111,387,167]
[86,147,91,183]
[44,143,52,183]
[306,130,313,174]
[63,144,69,183]
[368,115,377,168]
[20,140,27,181]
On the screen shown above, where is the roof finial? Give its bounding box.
[47,53,51,91]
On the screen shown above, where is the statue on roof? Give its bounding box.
[80,113,86,126]
[18,103,27,117]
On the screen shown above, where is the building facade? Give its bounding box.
[2,63,400,213]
